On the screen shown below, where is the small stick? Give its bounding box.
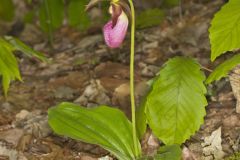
[201,65,213,72]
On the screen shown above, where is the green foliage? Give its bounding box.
[209,0,240,61]
[162,0,180,7]
[0,39,21,96]
[136,9,165,29]
[0,36,46,95]
[154,144,182,160]
[206,54,240,84]
[0,0,15,21]
[137,144,182,160]
[39,0,64,32]
[136,97,147,139]
[145,57,207,144]
[48,102,141,160]
[68,0,91,30]
[4,36,47,62]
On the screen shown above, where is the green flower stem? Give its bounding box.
[128,0,140,156]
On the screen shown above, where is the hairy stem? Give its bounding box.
[128,0,140,157]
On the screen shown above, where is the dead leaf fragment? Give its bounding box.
[229,65,240,113]
[201,127,225,160]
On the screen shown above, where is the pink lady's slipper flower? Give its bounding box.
[103,4,129,48]
[86,0,130,48]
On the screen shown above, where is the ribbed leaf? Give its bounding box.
[146,57,207,144]
[209,0,240,61]
[48,102,141,160]
[4,36,47,62]
[154,144,182,160]
[206,54,240,84]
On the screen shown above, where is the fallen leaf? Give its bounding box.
[201,127,225,160]
[229,65,240,113]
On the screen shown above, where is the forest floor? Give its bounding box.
[0,0,239,160]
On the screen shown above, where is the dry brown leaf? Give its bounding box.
[201,127,225,160]
[229,65,240,113]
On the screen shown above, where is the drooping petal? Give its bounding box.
[103,8,128,48]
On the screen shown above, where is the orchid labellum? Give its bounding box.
[86,0,130,48]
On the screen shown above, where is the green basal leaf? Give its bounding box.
[137,145,182,160]
[145,57,207,144]
[0,0,15,21]
[0,40,21,96]
[206,54,240,84]
[4,36,47,62]
[48,102,141,160]
[136,97,147,139]
[136,9,165,29]
[209,0,240,61]
[39,0,64,32]
[154,144,182,160]
[68,0,91,30]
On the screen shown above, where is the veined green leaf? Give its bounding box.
[146,57,207,144]
[136,145,182,160]
[68,0,91,30]
[4,36,47,62]
[48,102,141,160]
[154,144,182,160]
[0,0,14,21]
[39,0,64,32]
[206,54,240,84]
[0,41,21,96]
[209,0,240,61]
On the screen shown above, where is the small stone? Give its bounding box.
[98,156,113,160]
[142,41,159,52]
[16,110,30,121]
[80,155,97,160]
[74,80,110,106]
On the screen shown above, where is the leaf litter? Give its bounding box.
[0,0,239,159]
